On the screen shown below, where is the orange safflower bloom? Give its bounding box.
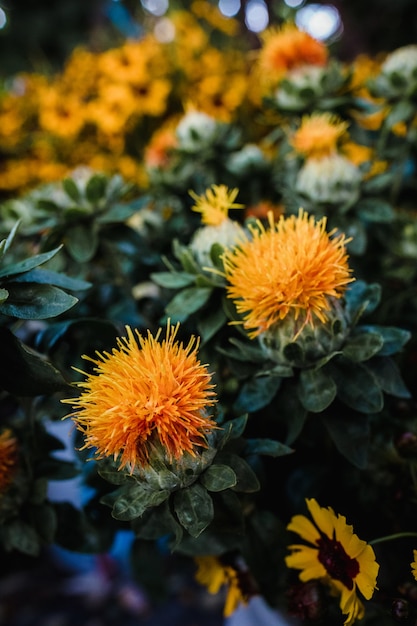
[290,113,349,159]
[257,24,328,82]
[222,210,353,338]
[0,429,18,495]
[63,322,217,471]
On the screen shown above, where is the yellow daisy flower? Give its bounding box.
[411,550,417,581]
[0,429,18,495]
[190,184,243,226]
[222,210,353,338]
[195,556,248,617]
[286,499,379,626]
[290,113,349,159]
[63,322,217,472]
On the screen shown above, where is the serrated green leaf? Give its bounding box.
[244,438,293,457]
[322,412,370,469]
[329,357,384,414]
[233,374,282,413]
[0,246,63,279]
[298,367,337,412]
[165,287,212,322]
[0,283,78,319]
[150,271,195,289]
[342,331,384,362]
[174,483,213,537]
[200,464,237,491]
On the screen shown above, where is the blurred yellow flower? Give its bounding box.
[195,556,248,616]
[286,498,379,626]
[290,113,349,159]
[411,550,417,581]
[190,184,243,226]
[222,210,353,338]
[63,322,217,472]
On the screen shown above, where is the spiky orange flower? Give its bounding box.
[222,210,353,338]
[290,113,349,159]
[63,322,217,471]
[190,185,243,226]
[0,429,18,495]
[258,24,328,82]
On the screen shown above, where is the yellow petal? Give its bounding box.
[287,513,321,545]
[306,498,336,539]
[285,545,326,580]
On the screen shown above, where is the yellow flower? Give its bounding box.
[0,429,18,495]
[195,556,248,617]
[222,210,353,338]
[190,184,243,226]
[38,85,86,139]
[290,113,349,159]
[411,550,417,581]
[285,498,379,626]
[63,322,217,472]
[257,24,328,83]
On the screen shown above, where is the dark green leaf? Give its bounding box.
[85,174,107,203]
[174,483,213,537]
[150,271,195,289]
[216,452,260,493]
[197,306,227,344]
[366,357,411,399]
[0,246,63,279]
[0,283,78,319]
[279,381,308,445]
[0,220,20,259]
[165,287,212,322]
[0,327,69,396]
[62,177,81,202]
[3,519,41,556]
[359,325,411,356]
[65,224,98,263]
[200,464,237,491]
[209,243,226,271]
[244,438,293,457]
[329,358,384,414]
[345,281,381,322]
[32,504,57,543]
[384,100,415,128]
[322,412,370,469]
[356,198,395,223]
[108,484,170,521]
[298,368,337,412]
[133,500,183,546]
[342,331,384,362]
[12,268,91,291]
[234,374,281,413]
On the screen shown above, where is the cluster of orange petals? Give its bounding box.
[64,322,217,471]
[290,113,349,159]
[0,429,18,494]
[222,210,354,338]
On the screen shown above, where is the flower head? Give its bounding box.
[0,429,18,495]
[190,185,243,226]
[222,210,353,338]
[295,154,362,206]
[258,24,328,83]
[290,113,349,159]
[195,556,248,616]
[285,498,379,626]
[411,550,417,581]
[63,322,217,472]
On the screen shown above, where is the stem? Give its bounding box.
[370,532,417,546]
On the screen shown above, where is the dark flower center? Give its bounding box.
[317,534,359,589]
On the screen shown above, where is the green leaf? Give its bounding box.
[322,412,370,469]
[13,268,91,291]
[200,464,237,491]
[0,326,69,396]
[298,368,337,412]
[0,287,8,304]
[165,287,212,322]
[359,325,411,356]
[132,500,183,546]
[356,198,395,223]
[150,271,196,289]
[384,100,415,128]
[216,452,260,493]
[279,381,308,445]
[209,243,226,271]
[32,504,57,543]
[0,246,63,279]
[345,281,381,322]
[233,374,281,414]
[197,306,227,344]
[342,330,384,362]
[3,519,41,556]
[366,357,411,399]
[329,358,384,414]
[65,224,98,263]
[0,283,78,319]
[62,177,81,202]
[85,174,107,203]
[174,483,214,537]
[107,484,170,521]
[244,438,294,457]
[98,464,129,485]
[0,220,20,259]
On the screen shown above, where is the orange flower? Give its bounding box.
[222,210,353,338]
[0,429,18,495]
[63,322,217,471]
[257,24,328,83]
[290,113,349,159]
